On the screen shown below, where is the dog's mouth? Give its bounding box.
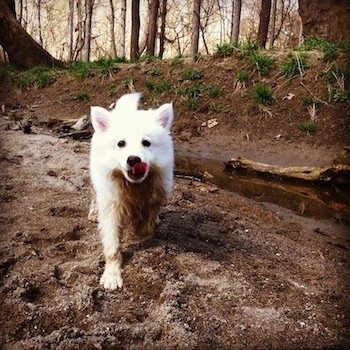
[127,162,149,181]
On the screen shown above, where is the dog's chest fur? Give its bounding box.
[110,167,166,238]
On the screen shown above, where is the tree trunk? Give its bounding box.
[0,0,64,69]
[158,0,167,58]
[268,0,277,48]
[108,0,117,57]
[35,0,43,46]
[82,0,93,62]
[256,0,272,47]
[68,0,74,60]
[119,0,126,58]
[298,0,350,42]
[146,0,159,56]
[130,0,140,60]
[190,0,201,55]
[230,0,242,43]
[5,0,14,13]
[74,0,84,61]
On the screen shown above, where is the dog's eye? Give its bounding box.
[142,140,151,147]
[117,140,126,148]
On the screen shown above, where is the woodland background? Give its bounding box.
[0,0,349,69]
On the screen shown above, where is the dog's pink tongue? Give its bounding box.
[131,162,148,176]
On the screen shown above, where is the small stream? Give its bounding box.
[175,154,350,223]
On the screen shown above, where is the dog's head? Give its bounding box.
[90,93,173,184]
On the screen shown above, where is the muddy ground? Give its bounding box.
[0,118,349,350]
[1,53,350,349]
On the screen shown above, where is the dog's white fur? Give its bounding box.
[89,93,174,290]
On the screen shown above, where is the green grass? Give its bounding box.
[15,66,54,88]
[299,121,316,133]
[170,56,184,68]
[252,83,275,104]
[94,57,123,77]
[146,66,163,76]
[74,92,90,101]
[186,97,199,110]
[176,84,203,110]
[179,68,204,81]
[70,61,93,79]
[137,54,158,63]
[300,37,338,62]
[280,52,308,77]
[215,42,239,57]
[215,41,258,57]
[145,78,171,93]
[321,65,346,85]
[107,83,117,97]
[0,63,17,81]
[207,84,221,98]
[321,66,348,102]
[236,70,249,82]
[122,74,136,89]
[193,53,201,62]
[339,41,350,58]
[248,52,274,75]
[177,84,202,99]
[331,88,348,102]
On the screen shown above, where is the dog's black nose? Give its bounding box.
[127,156,141,167]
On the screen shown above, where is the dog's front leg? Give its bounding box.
[98,200,123,290]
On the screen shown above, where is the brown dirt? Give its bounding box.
[0,54,350,349]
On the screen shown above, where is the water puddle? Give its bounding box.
[175,154,350,222]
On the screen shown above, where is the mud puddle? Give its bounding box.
[175,154,350,228]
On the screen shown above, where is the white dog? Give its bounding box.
[89,93,174,290]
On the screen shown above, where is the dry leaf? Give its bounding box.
[282,93,295,100]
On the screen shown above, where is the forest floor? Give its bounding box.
[0,51,350,349]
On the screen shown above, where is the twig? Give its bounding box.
[300,81,328,105]
[295,51,304,79]
[174,170,203,182]
[58,130,92,139]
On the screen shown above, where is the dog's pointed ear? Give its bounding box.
[155,103,173,131]
[90,106,111,133]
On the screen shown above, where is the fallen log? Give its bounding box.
[225,157,350,183]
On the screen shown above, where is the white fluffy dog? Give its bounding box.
[89,93,174,290]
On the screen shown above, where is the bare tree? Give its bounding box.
[73,0,84,60]
[130,0,140,60]
[108,0,117,57]
[68,0,74,60]
[35,0,43,46]
[199,0,217,55]
[147,0,160,56]
[82,0,94,61]
[268,0,277,47]
[256,0,272,47]
[119,0,126,57]
[0,0,64,68]
[158,0,167,58]
[230,0,242,43]
[191,0,201,55]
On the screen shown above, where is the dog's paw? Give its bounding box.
[100,269,123,290]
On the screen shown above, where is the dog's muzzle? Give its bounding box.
[127,156,149,181]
